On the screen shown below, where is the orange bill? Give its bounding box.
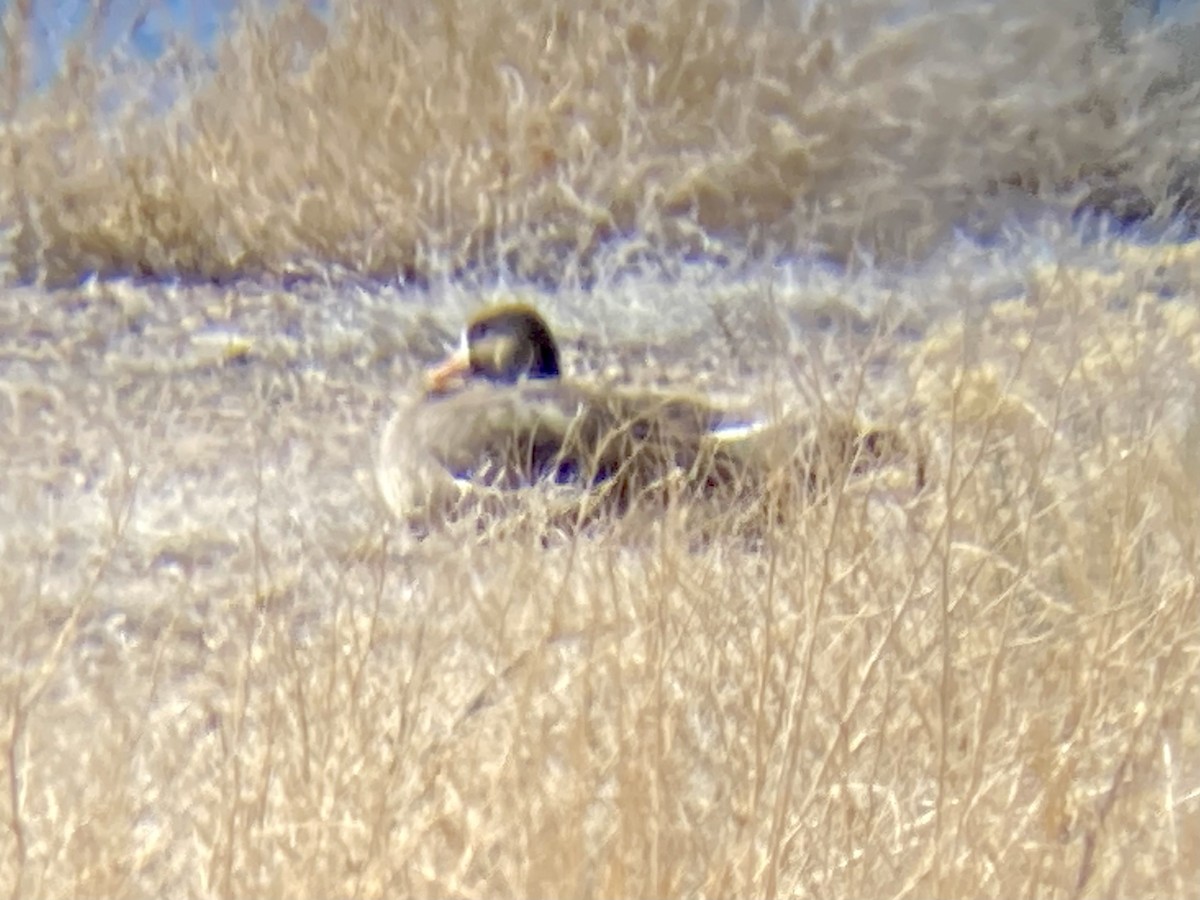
[424,347,472,396]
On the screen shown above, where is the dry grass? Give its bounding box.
[2,246,1198,897]
[1,1,1199,898]
[2,0,1199,286]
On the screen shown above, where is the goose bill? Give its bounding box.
[424,348,472,396]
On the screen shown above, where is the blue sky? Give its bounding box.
[0,0,231,89]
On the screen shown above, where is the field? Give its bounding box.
[1,0,1199,897]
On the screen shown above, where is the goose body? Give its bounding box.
[377,304,770,522]
[376,303,917,530]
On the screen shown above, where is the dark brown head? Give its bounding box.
[425,303,561,395]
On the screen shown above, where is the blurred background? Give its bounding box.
[2,0,1198,288]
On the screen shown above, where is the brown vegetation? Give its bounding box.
[0,1,1197,897]
[2,244,1198,896]
[2,0,1199,286]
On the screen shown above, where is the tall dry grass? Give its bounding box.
[1,0,1199,286]
[2,244,1199,896]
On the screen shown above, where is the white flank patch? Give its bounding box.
[708,419,769,442]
